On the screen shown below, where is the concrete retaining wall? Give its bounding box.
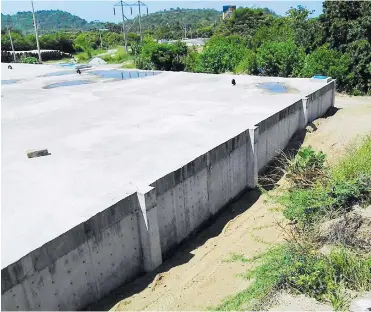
[305,81,335,124]
[1,192,156,311]
[1,81,335,311]
[256,99,304,172]
[152,129,257,256]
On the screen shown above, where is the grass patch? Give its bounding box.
[331,135,371,181]
[75,49,107,62]
[121,60,136,69]
[215,244,371,311]
[101,47,131,64]
[223,253,250,263]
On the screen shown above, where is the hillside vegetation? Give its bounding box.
[1,10,102,34]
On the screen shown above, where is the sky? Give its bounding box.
[2,1,324,22]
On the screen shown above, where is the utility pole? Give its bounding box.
[31,0,42,63]
[114,1,128,51]
[98,28,109,49]
[138,0,142,42]
[120,0,127,51]
[7,28,16,62]
[119,1,147,42]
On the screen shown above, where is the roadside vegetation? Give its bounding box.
[215,136,371,311]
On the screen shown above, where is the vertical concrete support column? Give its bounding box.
[300,98,308,129]
[136,187,163,272]
[331,80,336,107]
[247,127,259,188]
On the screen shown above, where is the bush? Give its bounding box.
[300,45,351,91]
[20,56,39,64]
[184,48,201,72]
[276,138,371,226]
[279,186,334,224]
[76,51,91,62]
[197,35,247,74]
[101,47,129,64]
[256,41,305,77]
[344,40,371,95]
[73,32,100,51]
[234,50,258,74]
[136,39,187,71]
[286,146,327,187]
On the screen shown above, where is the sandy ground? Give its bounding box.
[95,95,371,311]
[269,292,332,311]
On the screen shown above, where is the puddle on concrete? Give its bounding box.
[57,63,75,68]
[42,71,76,77]
[258,82,288,93]
[89,70,161,80]
[43,80,93,89]
[2,79,19,85]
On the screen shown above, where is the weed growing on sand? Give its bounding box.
[223,253,250,263]
[274,137,371,227]
[215,245,371,311]
[286,146,327,188]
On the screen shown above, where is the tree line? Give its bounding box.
[134,2,371,95]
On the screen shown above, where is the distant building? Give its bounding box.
[222,5,236,20]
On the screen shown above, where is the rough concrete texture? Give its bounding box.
[1,63,334,310]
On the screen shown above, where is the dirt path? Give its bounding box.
[104,95,371,311]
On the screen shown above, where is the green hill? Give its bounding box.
[1,8,221,36]
[1,10,102,34]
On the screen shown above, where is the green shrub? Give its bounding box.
[197,35,247,74]
[136,39,187,71]
[256,41,305,77]
[184,49,201,72]
[276,138,371,226]
[279,186,334,224]
[20,56,39,64]
[300,45,351,91]
[288,147,326,175]
[286,146,327,187]
[234,50,258,74]
[76,51,91,62]
[102,47,130,64]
